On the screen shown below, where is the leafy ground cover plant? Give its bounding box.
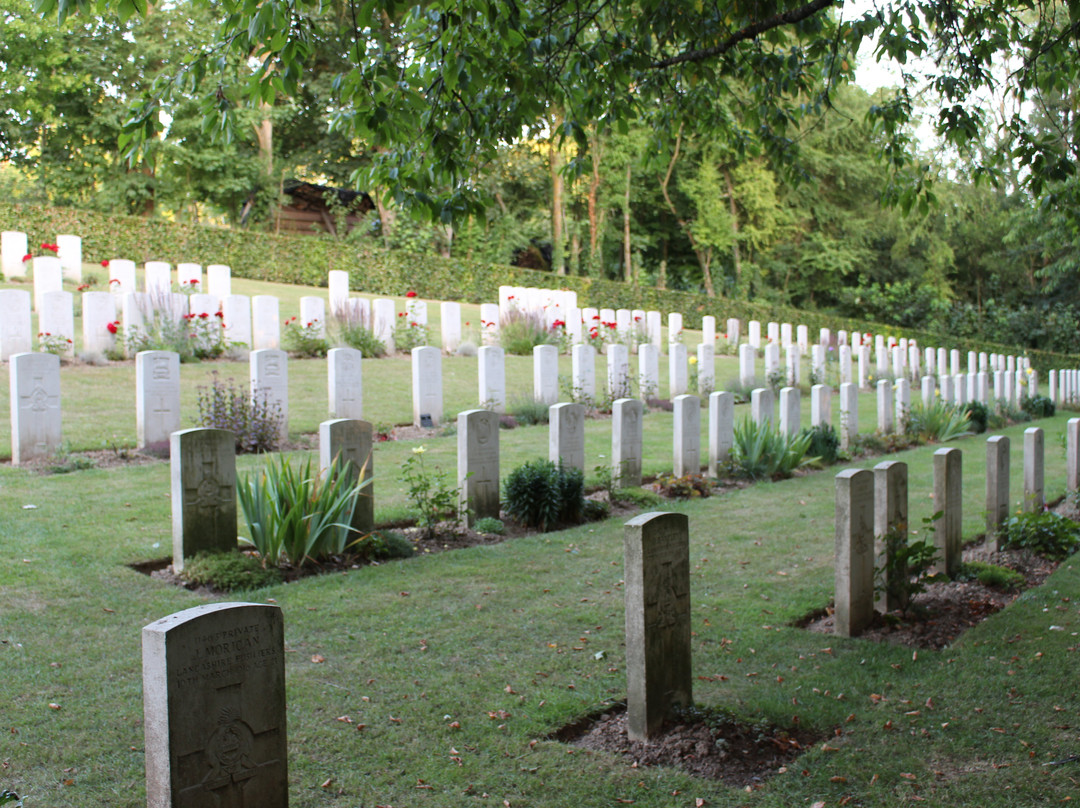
[903,401,972,443]
[508,396,550,426]
[196,372,284,453]
[1022,393,1055,419]
[956,560,1026,590]
[400,446,461,539]
[503,459,585,530]
[799,422,840,465]
[331,305,387,357]
[392,313,429,352]
[179,550,284,591]
[874,516,940,615]
[237,455,366,567]
[732,417,816,480]
[964,401,989,433]
[473,516,505,535]
[351,530,415,561]
[1001,509,1080,560]
[652,472,712,499]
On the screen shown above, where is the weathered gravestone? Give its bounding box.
[834,468,875,637]
[319,418,374,537]
[571,344,596,403]
[142,602,287,808]
[1024,427,1045,513]
[458,409,499,526]
[707,391,734,477]
[137,351,181,453]
[839,382,858,449]
[933,447,962,576]
[811,384,830,428]
[750,387,773,427]
[250,349,289,443]
[612,397,643,487]
[874,461,908,613]
[411,346,443,427]
[549,402,585,472]
[10,352,62,464]
[607,343,631,400]
[876,379,894,434]
[668,343,688,397]
[170,428,237,572]
[1067,419,1080,493]
[738,343,756,388]
[672,394,701,477]
[985,435,1010,552]
[779,387,800,438]
[0,289,32,360]
[624,511,692,741]
[696,343,715,395]
[328,347,363,420]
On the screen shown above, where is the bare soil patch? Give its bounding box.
[554,703,824,785]
[800,541,1058,649]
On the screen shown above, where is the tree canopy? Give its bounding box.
[30,0,1080,222]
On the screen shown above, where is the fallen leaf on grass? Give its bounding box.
[320,778,333,788]
[310,654,325,664]
[48,703,61,710]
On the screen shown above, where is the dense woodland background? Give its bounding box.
[2,0,1079,353]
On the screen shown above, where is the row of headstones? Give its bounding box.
[142,506,690,804]
[833,420,1080,636]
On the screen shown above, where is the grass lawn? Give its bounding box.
[3,272,1080,806]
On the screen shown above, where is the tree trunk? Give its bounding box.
[659,127,715,297]
[551,136,565,275]
[659,239,668,290]
[623,163,633,283]
[723,167,741,297]
[588,134,602,273]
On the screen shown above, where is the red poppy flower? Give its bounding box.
[214,311,224,318]
[199,312,209,319]
[106,322,118,335]
[100,259,109,268]
[40,242,58,253]
[405,290,417,298]
[410,321,418,327]
[21,253,32,262]
[398,311,406,317]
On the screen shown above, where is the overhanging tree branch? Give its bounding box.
[650,0,838,70]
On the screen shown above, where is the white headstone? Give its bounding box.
[1,231,28,278]
[739,343,756,388]
[638,343,660,400]
[222,294,252,349]
[701,316,716,346]
[768,321,780,345]
[779,387,801,438]
[328,270,350,316]
[82,291,117,356]
[895,378,911,429]
[785,344,801,386]
[612,398,644,487]
[534,344,559,405]
[839,382,858,449]
[108,259,137,297]
[750,387,773,427]
[10,352,62,464]
[251,295,281,350]
[876,379,895,434]
[696,343,715,395]
[39,290,74,356]
[607,343,631,400]
[0,289,33,360]
[726,318,740,345]
[572,344,596,403]
[646,311,662,348]
[796,324,809,351]
[839,345,852,385]
[480,302,501,345]
[373,298,396,351]
[328,347,364,419]
[764,342,780,381]
[748,320,761,349]
[458,409,500,525]
[616,309,632,344]
[250,349,289,443]
[177,262,202,291]
[779,322,791,347]
[478,345,505,412]
[33,256,62,313]
[136,350,180,451]
[669,343,688,397]
[145,261,172,297]
[56,234,82,281]
[707,391,734,477]
[441,301,462,352]
[811,383,831,428]
[206,264,232,299]
[667,312,683,348]
[672,394,701,477]
[549,402,586,472]
[412,346,443,427]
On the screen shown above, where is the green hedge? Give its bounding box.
[4,202,1078,372]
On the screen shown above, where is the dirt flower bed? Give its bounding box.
[554,704,825,785]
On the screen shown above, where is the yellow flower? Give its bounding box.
[412,446,426,454]
[689,355,698,365]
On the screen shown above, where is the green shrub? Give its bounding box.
[180,551,284,591]
[331,305,387,357]
[237,455,367,567]
[400,445,461,539]
[903,401,971,443]
[731,417,816,480]
[392,316,430,353]
[473,517,506,535]
[508,396,551,426]
[282,317,330,357]
[196,372,284,453]
[499,308,557,355]
[352,531,415,561]
[503,460,585,530]
[617,487,664,508]
[653,472,712,499]
[799,423,840,465]
[1022,394,1055,418]
[583,498,610,521]
[964,401,989,433]
[956,561,1025,590]
[1001,510,1080,561]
